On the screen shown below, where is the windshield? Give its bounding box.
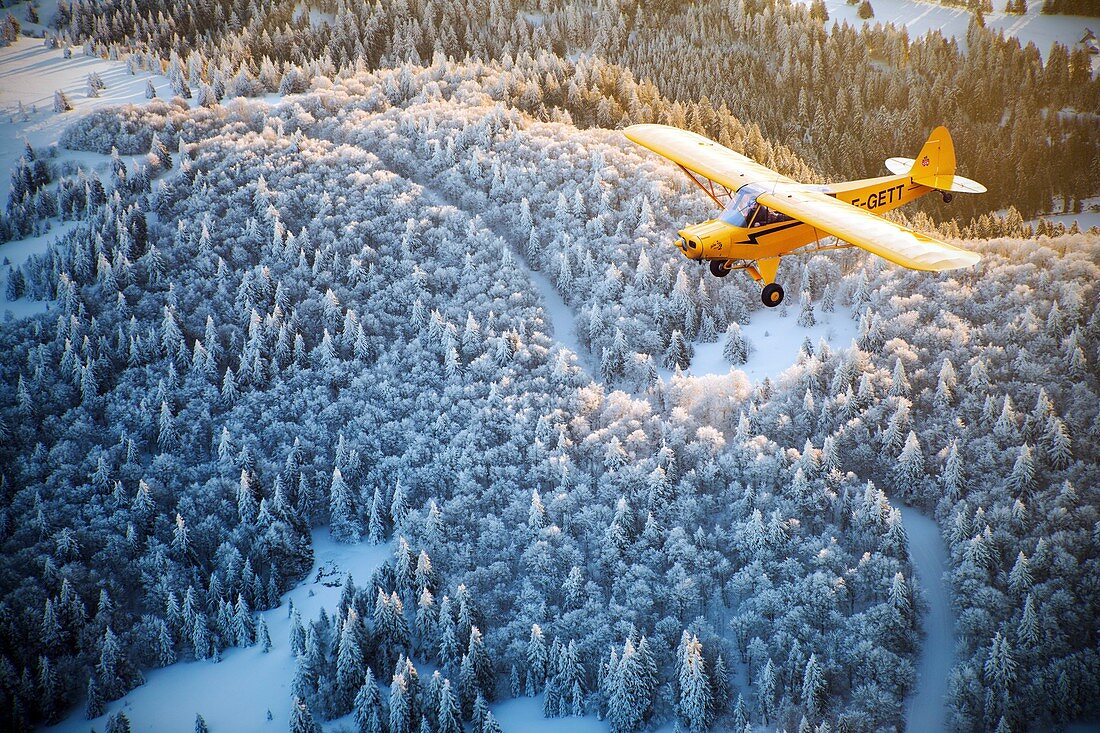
[718,183,792,228]
[718,185,761,227]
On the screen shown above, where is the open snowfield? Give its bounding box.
[0,35,175,201]
[1,32,178,318]
[48,531,391,733]
[690,303,860,382]
[795,0,1099,61]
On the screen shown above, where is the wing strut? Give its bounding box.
[676,164,731,209]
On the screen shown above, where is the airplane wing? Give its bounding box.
[757,187,981,272]
[624,124,795,192]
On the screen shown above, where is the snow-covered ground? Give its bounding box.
[796,0,1098,61]
[1030,209,1100,232]
[522,258,587,367]
[0,35,174,201]
[491,698,611,733]
[48,531,391,733]
[0,220,74,319]
[0,34,177,318]
[491,698,681,733]
[294,2,336,29]
[690,303,860,382]
[896,504,955,733]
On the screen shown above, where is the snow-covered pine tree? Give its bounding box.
[893,431,924,497]
[677,635,712,733]
[723,322,748,364]
[354,668,385,733]
[290,696,318,733]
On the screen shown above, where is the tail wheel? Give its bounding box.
[761,283,784,308]
[709,260,731,278]
[942,192,954,204]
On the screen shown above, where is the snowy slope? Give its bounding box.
[896,505,955,733]
[690,304,860,382]
[0,35,178,318]
[1035,212,1100,231]
[0,221,74,319]
[47,532,391,733]
[0,36,175,201]
[795,0,1098,61]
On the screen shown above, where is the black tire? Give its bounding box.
[709,260,731,278]
[761,283,784,307]
[942,192,954,204]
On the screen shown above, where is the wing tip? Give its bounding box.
[926,250,982,272]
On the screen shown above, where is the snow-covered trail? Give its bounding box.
[357,145,593,377]
[896,504,955,733]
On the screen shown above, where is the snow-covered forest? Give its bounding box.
[0,1,1098,732]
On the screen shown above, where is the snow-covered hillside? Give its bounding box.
[795,0,1099,61]
[1,2,1098,733]
[0,35,177,319]
[0,36,176,202]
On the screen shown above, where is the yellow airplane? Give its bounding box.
[625,124,985,307]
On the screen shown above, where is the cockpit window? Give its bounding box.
[718,183,793,228]
[718,186,760,228]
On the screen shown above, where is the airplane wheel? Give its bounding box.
[761,283,784,308]
[942,192,954,204]
[709,260,731,278]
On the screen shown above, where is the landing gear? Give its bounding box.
[761,283,784,308]
[709,259,731,278]
[942,192,954,204]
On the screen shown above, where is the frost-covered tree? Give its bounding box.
[678,635,711,733]
[291,696,319,733]
[329,467,360,542]
[54,90,73,113]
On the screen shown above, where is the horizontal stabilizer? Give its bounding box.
[885,127,986,195]
[884,157,986,194]
[912,174,987,194]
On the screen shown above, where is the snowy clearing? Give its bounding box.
[1,220,75,319]
[896,505,955,733]
[690,303,860,382]
[48,532,391,733]
[1030,211,1100,232]
[795,0,1098,61]
[0,36,174,201]
[490,697,680,733]
[0,34,177,317]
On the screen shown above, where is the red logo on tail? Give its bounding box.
[920,156,930,167]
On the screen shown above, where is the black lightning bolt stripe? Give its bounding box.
[737,220,804,245]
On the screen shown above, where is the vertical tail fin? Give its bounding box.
[885,127,986,193]
[910,126,956,179]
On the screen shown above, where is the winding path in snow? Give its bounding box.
[362,147,593,377]
[896,503,955,733]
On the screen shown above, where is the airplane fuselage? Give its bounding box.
[676,174,933,263]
